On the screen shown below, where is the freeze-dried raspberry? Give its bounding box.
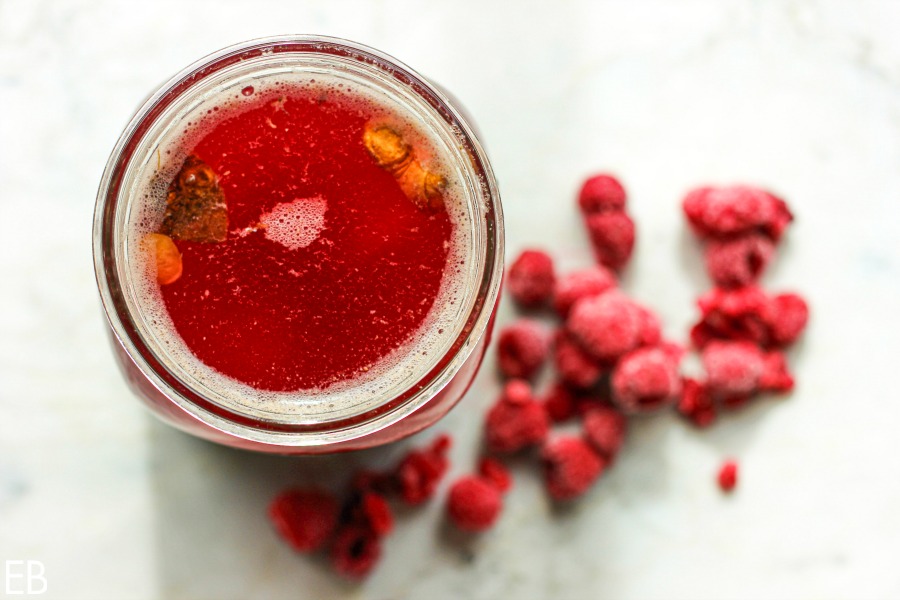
[683,185,793,242]
[704,233,775,288]
[691,286,774,348]
[767,293,809,347]
[485,380,549,453]
[478,457,513,492]
[611,346,682,413]
[677,378,717,428]
[553,330,605,389]
[395,434,452,505]
[585,211,635,271]
[359,492,394,537]
[552,267,617,317]
[717,460,738,492]
[330,525,382,579]
[268,489,339,553]
[583,407,627,460]
[701,341,764,402]
[541,380,578,422]
[446,476,503,532]
[568,292,643,362]
[497,319,550,380]
[636,304,662,347]
[350,469,395,495]
[761,351,795,392]
[578,174,627,215]
[541,437,605,501]
[507,249,556,308]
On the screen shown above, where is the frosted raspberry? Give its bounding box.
[553,330,605,389]
[677,378,717,428]
[359,492,394,537]
[583,407,627,460]
[330,525,381,579]
[508,249,556,308]
[683,185,793,242]
[478,457,513,492]
[541,380,578,422]
[611,346,682,413]
[701,341,764,401]
[704,233,775,288]
[767,293,809,347]
[578,174,627,215]
[567,292,643,362]
[395,434,452,505]
[717,460,738,492]
[636,304,663,347]
[692,286,774,348]
[761,351,795,392]
[541,437,605,501]
[446,476,503,532]
[585,211,635,271]
[268,489,339,553]
[485,380,549,453]
[552,266,617,317]
[497,319,550,380]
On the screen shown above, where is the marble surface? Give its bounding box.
[2,0,900,598]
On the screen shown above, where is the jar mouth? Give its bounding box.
[93,35,503,447]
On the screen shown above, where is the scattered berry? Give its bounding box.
[691,286,774,348]
[717,460,739,492]
[760,351,795,392]
[704,233,775,288]
[683,185,792,242]
[541,437,605,501]
[553,330,605,389]
[610,346,682,413]
[585,211,635,271]
[635,304,663,347]
[578,174,627,215]
[497,319,550,379]
[677,378,717,428]
[541,380,579,422]
[508,249,556,308]
[583,407,627,460]
[268,489,339,553]
[552,266,617,317]
[485,380,550,453]
[330,525,382,579]
[359,492,394,537]
[395,434,452,505]
[701,341,764,403]
[446,476,504,532]
[767,293,809,347]
[568,292,643,362]
[478,457,513,493]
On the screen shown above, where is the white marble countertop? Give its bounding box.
[2,0,900,598]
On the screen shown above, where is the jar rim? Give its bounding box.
[93,35,504,447]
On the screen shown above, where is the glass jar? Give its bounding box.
[93,36,503,454]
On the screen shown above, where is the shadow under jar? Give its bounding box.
[93,36,503,454]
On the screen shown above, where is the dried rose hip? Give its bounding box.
[485,380,550,453]
[677,378,717,428]
[704,233,775,288]
[582,406,627,461]
[717,460,738,492]
[552,266,617,318]
[507,249,556,308]
[446,476,504,532]
[585,211,635,271]
[395,434,452,505]
[553,330,605,389]
[578,174,627,215]
[330,524,382,579]
[268,489,339,553]
[144,233,183,285]
[682,185,792,242]
[363,124,446,211]
[610,346,682,413]
[496,319,550,380]
[541,436,605,501]
[162,155,228,243]
[567,292,643,363]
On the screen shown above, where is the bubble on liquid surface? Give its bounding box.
[260,197,328,250]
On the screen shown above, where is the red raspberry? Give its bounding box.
[478,457,513,492]
[395,434,452,505]
[578,173,627,215]
[268,489,339,553]
[541,380,578,422]
[692,286,774,348]
[582,407,627,460]
[552,267,617,317]
[541,437,605,501]
[585,211,636,271]
[330,525,382,579]
[507,249,556,308]
[446,476,503,532]
[359,492,394,537]
[568,292,643,363]
[704,233,775,288]
[761,351,795,392]
[683,185,793,241]
[701,341,764,402]
[677,378,717,428]
[485,380,549,453]
[610,346,682,413]
[635,304,663,347]
[553,330,605,389]
[496,319,550,380]
[767,293,809,347]
[717,460,739,492]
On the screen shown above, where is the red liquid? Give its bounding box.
[158,89,454,392]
